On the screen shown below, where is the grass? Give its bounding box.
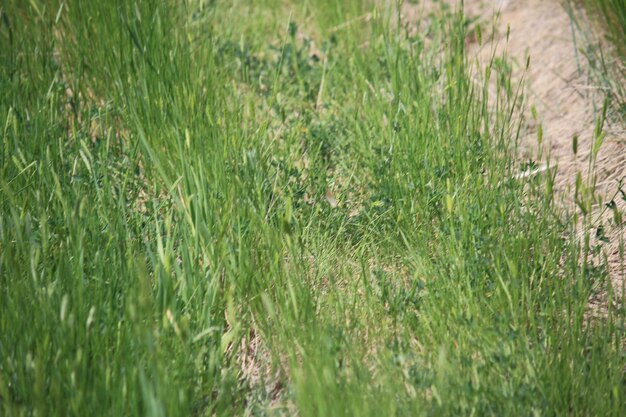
[583,0,626,60]
[1,1,625,416]
[567,0,626,122]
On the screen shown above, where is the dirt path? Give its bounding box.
[404,0,625,286]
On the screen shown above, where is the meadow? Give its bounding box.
[1,1,625,416]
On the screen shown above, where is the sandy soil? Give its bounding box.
[403,0,625,288]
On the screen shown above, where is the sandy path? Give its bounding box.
[404,0,625,286]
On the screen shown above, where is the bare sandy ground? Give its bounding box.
[403,0,626,289]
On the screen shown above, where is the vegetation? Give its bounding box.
[570,0,626,121]
[1,1,624,416]
[584,0,626,60]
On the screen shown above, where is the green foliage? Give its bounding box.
[588,0,626,60]
[570,0,626,121]
[1,1,624,416]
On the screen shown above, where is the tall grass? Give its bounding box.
[569,0,626,121]
[1,1,625,416]
[584,0,626,59]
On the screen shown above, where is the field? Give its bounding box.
[1,1,625,416]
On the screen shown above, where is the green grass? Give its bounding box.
[1,1,625,416]
[584,0,626,59]
[568,0,626,121]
